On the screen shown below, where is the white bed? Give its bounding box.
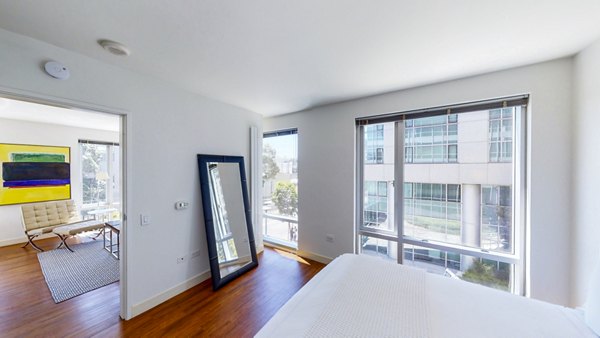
[256,254,598,338]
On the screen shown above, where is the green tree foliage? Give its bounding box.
[262,144,280,183]
[273,182,298,216]
[81,144,106,204]
[462,260,510,291]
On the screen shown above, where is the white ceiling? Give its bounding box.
[0,97,120,132]
[0,1,599,116]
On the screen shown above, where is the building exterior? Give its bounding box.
[362,108,516,289]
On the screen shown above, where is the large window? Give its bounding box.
[357,96,526,294]
[80,140,120,211]
[262,129,299,248]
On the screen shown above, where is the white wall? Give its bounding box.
[0,28,262,318]
[264,58,573,306]
[572,39,600,307]
[0,117,118,246]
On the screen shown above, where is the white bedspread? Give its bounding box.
[256,254,597,338]
[305,257,428,337]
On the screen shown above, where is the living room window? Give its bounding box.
[79,140,120,215]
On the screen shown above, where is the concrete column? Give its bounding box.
[461,184,481,271]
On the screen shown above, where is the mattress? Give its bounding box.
[256,254,597,338]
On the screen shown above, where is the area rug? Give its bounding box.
[37,240,119,303]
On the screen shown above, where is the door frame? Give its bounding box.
[0,86,133,319]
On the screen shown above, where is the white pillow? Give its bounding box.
[585,254,600,335]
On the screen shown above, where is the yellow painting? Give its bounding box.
[0,143,71,205]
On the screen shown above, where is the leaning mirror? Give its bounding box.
[197,154,258,290]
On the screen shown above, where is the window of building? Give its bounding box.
[481,185,512,253]
[404,114,458,163]
[489,108,513,162]
[356,96,527,294]
[363,181,388,228]
[80,140,120,211]
[403,183,462,245]
[365,124,385,164]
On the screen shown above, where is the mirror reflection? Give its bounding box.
[207,162,253,279]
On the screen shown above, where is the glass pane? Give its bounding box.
[361,235,396,262]
[489,109,501,119]
[81,143,108,205]
[502,119,513,140]
[448,144,457,162]
[404,244,512,291]
[447,124,458,143]
[378,181,388,196]
[263,131,299,247]
[362,122,395,233]
[404,146,413,163]
[111,145,121,206]
[489,120,500,141]
[404,109,515,254]
[481,185,512,253]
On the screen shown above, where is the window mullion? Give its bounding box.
[395,120,404,264]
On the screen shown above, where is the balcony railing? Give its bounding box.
[263,213,298,248]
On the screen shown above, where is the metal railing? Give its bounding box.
[263,213,298,245]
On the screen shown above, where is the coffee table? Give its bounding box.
[104,221,121,259]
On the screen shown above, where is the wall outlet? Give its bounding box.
[326,234,335,243]
[176,256,185,264]
[175,201,189,210]
[140,214,151,226]
[191,250,202,259]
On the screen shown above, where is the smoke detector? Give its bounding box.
[98,39,130,56]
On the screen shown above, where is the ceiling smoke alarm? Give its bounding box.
[98,39,130,56]
[44,61,70,80]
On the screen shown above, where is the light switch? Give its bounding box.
[140,214,151,226]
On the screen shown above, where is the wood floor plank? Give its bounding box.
[0,238,324,337]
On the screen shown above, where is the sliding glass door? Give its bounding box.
[357,97,526,294]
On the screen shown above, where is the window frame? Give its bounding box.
[355,103,527,295]
[262,128,299,249]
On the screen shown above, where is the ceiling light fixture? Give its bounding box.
[98,39,131,56]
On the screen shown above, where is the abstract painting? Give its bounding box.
[0,143,71,205]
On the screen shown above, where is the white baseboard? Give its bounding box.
[131,269,211,318]
[0,237,27,247]
[0,233,56,247]
[297,250,333,264]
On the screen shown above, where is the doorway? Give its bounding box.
[0,93,129,321]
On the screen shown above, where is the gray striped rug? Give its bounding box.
[37,240,119,303]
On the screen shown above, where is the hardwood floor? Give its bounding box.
[0,237,325,337]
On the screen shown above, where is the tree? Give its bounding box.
[262,144,280,184]
[272,182,298,216]
[81,144,107,204]
[462,260,510,291]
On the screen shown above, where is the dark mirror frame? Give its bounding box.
[197,154,258,290]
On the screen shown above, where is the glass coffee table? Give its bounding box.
[104,221,121,259]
